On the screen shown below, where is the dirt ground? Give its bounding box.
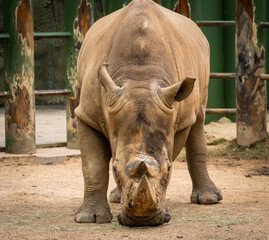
[0,140,269,240]
[0,116,269,240]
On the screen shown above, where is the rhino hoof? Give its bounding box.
[75,210,112,223]
[191,187,223,204]
[109,187,121,203]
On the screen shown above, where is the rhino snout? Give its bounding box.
[117,207,170,226]
[124,155,160,178]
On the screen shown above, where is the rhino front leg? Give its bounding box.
[75,119,113,223]
[185,110,223,204]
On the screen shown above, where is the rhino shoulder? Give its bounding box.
[75,104,109,138]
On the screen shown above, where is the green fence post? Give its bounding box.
[4,0,35,154]
[223,0,236,122]
[267,0,269,108]
[236,0,267,146]
[65,0,94,149]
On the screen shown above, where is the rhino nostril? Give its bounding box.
[125,157,160,178]
[124,161,148,177]
[164,212,171,223]
[135,161,147,176]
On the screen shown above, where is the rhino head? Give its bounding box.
[99,64,195,226]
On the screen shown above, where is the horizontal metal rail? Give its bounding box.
[0,33,10,39]
[34,32,72,40]
[206,108,236,115]
[260,22,269,28]
[210,72,236,79]
[210,73,269,80]
[196,21,235,27]
[1,32,72,40]
[261,74,269,81]
[35,89,72,96]
[0,89,72,98]
[0,91,10,98]
[197,21,269,28]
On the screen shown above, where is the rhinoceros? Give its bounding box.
[74,0,222,226]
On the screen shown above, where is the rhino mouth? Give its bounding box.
[116,172,170,226]
[117,208,170,227]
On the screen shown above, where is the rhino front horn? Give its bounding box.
[131,174,156,216]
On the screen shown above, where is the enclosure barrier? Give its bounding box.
[0,0,268,152]
[177,0,268,146]
[207,73,269,115]
[0,0,93,153]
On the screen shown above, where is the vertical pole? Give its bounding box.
[236,0,267,146]
[65,0,93,149]
[174,0,191,18]
[267,0,269,108]
[4,0,35,154]
[223,0,236,122]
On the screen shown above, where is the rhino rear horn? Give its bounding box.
[159,77,196,107]
[98,64,123,105]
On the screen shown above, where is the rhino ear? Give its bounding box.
[159,77,196,107]
[98,64,123,106]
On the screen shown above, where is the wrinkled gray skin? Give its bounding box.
[75,0,222,226]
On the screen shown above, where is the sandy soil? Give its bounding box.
[0,153,268,240]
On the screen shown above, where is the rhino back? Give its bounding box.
[76,0,210,135]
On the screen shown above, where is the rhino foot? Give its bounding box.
[191,185,223,204]
[109,187,121,203]
[75,205,113,223]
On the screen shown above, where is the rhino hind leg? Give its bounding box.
[185,110,223,204]
[75,119,113,223]
[109,187,121,203]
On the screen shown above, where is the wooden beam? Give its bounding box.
[235,0,267,146]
